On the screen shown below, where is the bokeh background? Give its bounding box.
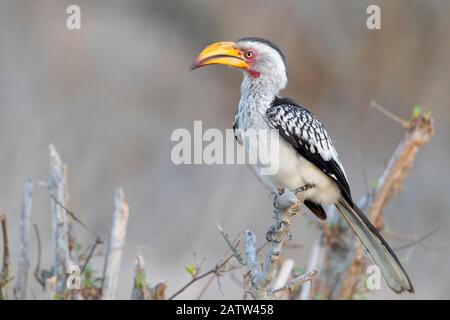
[1,0,449,299]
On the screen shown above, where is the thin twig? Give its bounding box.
[371,101,409,128]
[196,274,216,300]
[195,233,268,300]
[49,193,102,240]
[394,225,442,252]
[271,269,318,299]
[167,253,235,300]
[81,237,103,274]
[218,224,245,265]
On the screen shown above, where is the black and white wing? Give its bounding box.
[266,97,353,206]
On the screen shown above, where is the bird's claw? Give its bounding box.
[270,186,286,209]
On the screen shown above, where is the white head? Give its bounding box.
[191,37,288,95]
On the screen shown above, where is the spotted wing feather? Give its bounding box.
[266,97,353,206]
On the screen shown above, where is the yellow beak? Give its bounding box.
[190,41,249,70]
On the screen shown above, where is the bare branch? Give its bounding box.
[368,114,434,229]
[49,193,101,240]
[196,274,216,300]
[14,178,33,300]
[0,213,11,300]
[101,188,130,300]
[371,101,409,128]
[394,225,442,252]
[242,188,316,299]
[272,269,318,299]
[48,144,71,295]
[218,224,245,265]
[246,190,295,299]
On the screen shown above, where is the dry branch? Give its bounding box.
[302,103,434,300]
[367,113,434,229]
[272,269,318,299]
[14,178,33,300]
[0,213,11,300]
[49,144,71,295]
[246,189,317,299]
[338,109,434,299]
[102,188,130,300]
[220,188,317,300]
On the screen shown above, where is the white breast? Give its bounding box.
[235,91,341,206]
[242,129,341,205]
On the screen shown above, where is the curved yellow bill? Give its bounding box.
[190,41,248,70]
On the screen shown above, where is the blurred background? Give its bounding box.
[0,0,449,299]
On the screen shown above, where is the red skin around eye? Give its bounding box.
[243,50,261,78]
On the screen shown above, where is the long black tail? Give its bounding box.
[335,197,414,293]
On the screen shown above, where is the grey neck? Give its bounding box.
[238,75,280,115]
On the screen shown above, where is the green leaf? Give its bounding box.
[82,278,94,288]
[135,272,146,288]
[84,264,94,276]
[292,266,305,276]
[52,293,64,300]
[185,264,197,278]
[75,243,83,253]
[412,105,423,118]
[371,179,378,190]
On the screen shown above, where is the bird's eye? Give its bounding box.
[244,50,254,58]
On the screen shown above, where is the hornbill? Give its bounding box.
[190,37,413,294]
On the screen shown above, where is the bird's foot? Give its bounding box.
[269,186,285,197]
[265,220,292,242]
[270,186,286,209]
[265,224,282,243]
